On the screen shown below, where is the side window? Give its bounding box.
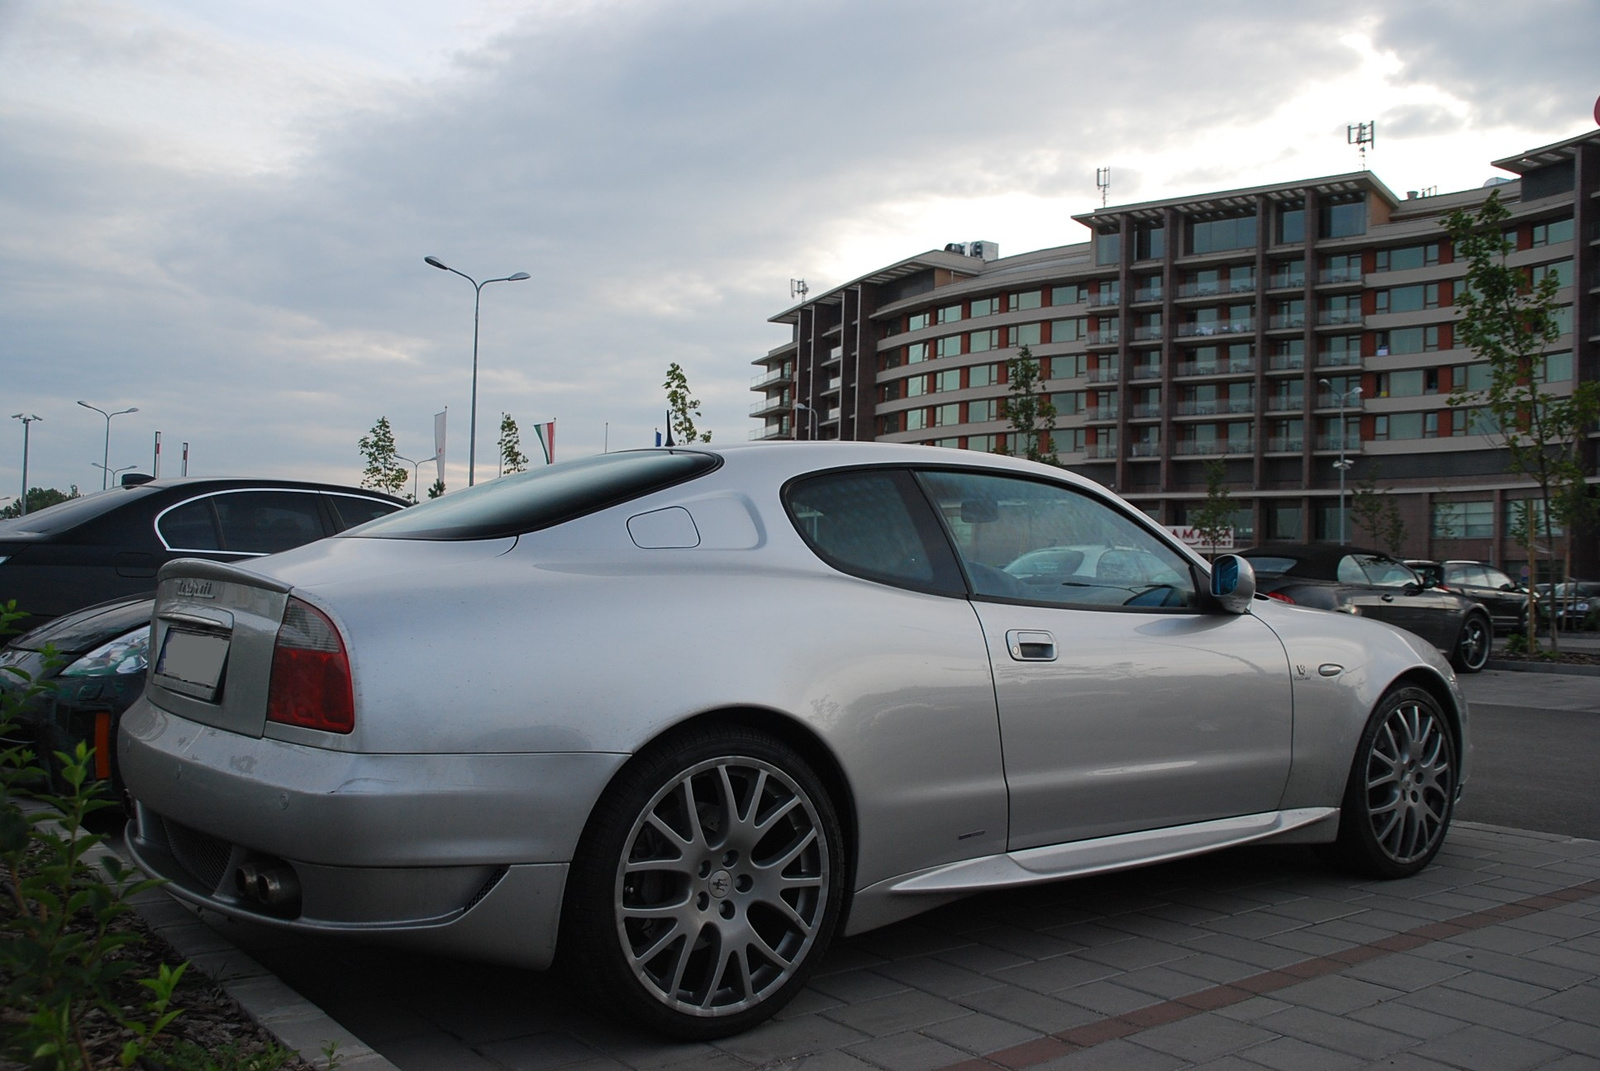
[211,492,327,554]
[786,470,963,594]
[1350,554,1416,588]
[328,494,403,531]
[916,470,1197,609]
[1482,567,1514,590]
[157,500,221,551]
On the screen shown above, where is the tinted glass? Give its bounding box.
[786,470,962,594]
[328,494,403,531]
[1341,554,1417,588]
[917,470,1195,609]
[351,451,719,540]
[0,486,155,536]
[212,491,325,553]
[157,500,221,551]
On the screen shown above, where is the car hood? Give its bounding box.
[7,594,155,655]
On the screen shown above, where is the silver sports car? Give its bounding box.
[120,443,1468,1038]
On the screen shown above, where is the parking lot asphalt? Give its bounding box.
[120,664,1600,1071]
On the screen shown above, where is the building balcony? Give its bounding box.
[1268,353,1306,371]
[1177,319,1255,338]
[1127,363,1161,381]
[1314,435,1364,451]
[1176,279,1254,300]
[1087,366,1122,383]
[1267,314,1306,331]
[1267,271,1306,290]
[1132,285,1163,303]
[751,366,793,389]
[1088,330,1121,346]
[1317,268,1362,285]
[1317,309,1363,327]
[1175,438,1255,456]
[750,395,791,417]
[1085,407,1120,422]
[1129,441,1162,457]
[1132,325,1164,341]
[1129,403,1162,420]
[1087,443,1119,459]
[1266,437,1304,453]
[1087,291,1121,308]
[1174,399,1254,417]
[1263,397,1304,414]
[1314,351,1361,368]
[1174,358,1255,378]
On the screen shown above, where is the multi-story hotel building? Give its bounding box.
[751,128,1600,579]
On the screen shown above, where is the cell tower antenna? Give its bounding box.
[1347,121,1376,170]
[789,278,808,301]
[1095,166,1111,208]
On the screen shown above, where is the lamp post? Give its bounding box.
[1319,379,1362,544]
[793,401,820,440]
[394,453,435,503]
[423,257,530,487]
[12,413,41,515]
[93,462,139,486]
[77,401,139,490]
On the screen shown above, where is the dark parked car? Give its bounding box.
[1241,544,1494,672]
[1538,580,1600,630]
[1406,559,1530,634]
[0,478,407,624]
[0,479,405,795]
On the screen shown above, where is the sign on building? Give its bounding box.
[1166,525,1235,550]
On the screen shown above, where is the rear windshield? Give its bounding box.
[0,486,153,536]
[346,450,720,540]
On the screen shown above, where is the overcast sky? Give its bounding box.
[2,0,1596,499]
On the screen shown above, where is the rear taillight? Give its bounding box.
[1265,591,1296,604]
[267,598,354,734]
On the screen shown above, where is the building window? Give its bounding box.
[1010,290,1043,311]
[1051,283,1087,306]
[1374,284,1441,313]
[1269,505,1302,541]
[1054,390,1086,415]
[1134,221,1165,261]
[1375,326,1440,356]
[1531,217,1574,247]
[969,329,1000,353]
[1374,243,1440,272]
[1321,253,1360,283]
[1506,499,1563,537]
[1270,259,1305,288]
[968,434,998,453]
[1538,260,1574,288]
[907,311,931,331]
[905,375,927,398]
[936,336,962,359]
[1053,353,1088,379]
[967,364,995,388]
[1096,229,1122,266]
[1432,501,1493,539]
[1051,317,1087,343]
[1538,351,1574,384]
[1187,212,1258,255]
[905,408,927,431]
[1553,305,1573,335]
[970,296,999,317]
[1276,201,1305,245]
[934,369,961,393]
[1319,193,1366,238]
[907,341,930,364]
[937,304,963,324]
[934,404,961,427]
[969,398,998,423]
[1319,293,1361,325]
[1008,323,1042,347]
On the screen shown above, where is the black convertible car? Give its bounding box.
[1240,544,1493,673]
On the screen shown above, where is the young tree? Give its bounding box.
[1001,345,1057,464]
[1350,469,1407,555]
[427,477,446,499]
[498,412,529,476]
[664,362,712,444]
[357,416,408,497]
[1442,190,1600,653]
[1191,459,1236,559]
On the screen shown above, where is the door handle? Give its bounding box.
[1006,630,1057,661]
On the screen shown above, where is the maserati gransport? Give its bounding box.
[120,443,1468,1038]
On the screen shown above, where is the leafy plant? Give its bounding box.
[1001,345,1057,465]
[663,363,711,445]
[355,417,408,497]
[497,413,529,477]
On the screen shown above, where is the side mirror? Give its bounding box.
[1210,554,1256,615]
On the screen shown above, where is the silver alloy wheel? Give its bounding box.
[613,754,831,1019]
[1455,615,1490,671]
[1361,696,1455,865]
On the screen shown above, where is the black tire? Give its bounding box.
[1452,613,1491,673]
[560,725,844,1040]
[1320,685,1457,879]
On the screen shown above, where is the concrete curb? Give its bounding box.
[1486,657,1600,676]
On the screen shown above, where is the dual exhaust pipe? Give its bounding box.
[234,860,301,913]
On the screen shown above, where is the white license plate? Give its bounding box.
[155,629,230,698]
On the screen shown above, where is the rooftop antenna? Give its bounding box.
[1347,121,1376,170]
[1095,166,1111,208]
[789,278,808,301]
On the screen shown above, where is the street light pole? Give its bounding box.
[793,401,820,440]
[11,413,41,515]
[423,257,530,487]
[1319,379,1362,544]
[77,401,139,490]
[394,453,435,503]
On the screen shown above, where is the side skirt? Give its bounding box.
[844,808,1338,936]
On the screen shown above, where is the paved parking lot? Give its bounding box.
[125,669,1600,1071]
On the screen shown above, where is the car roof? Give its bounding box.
[1240,543,1394,574]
